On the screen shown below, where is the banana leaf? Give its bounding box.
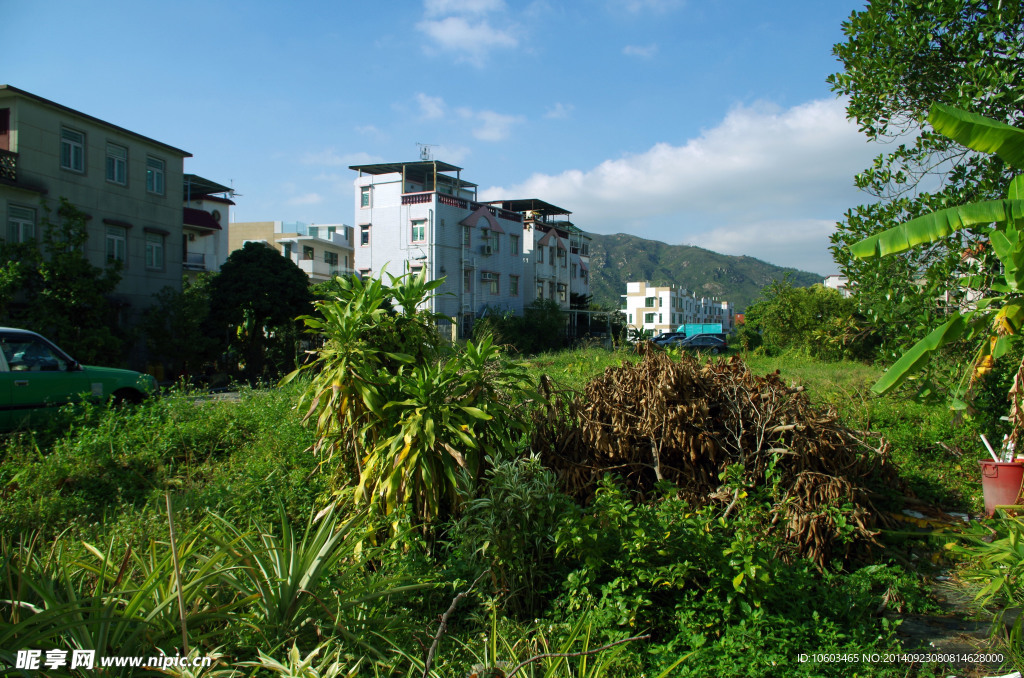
[929,104,1024,170]
[871,313,968,394]
[851,200,1024,259]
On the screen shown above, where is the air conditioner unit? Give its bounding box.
[481,245,493,256]
[481,272,496,281]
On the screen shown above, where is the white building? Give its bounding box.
[183,174,233,278]
[622,281,734,336]
[823,274,851,298]
[351,160,527,337]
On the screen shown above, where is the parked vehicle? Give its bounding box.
[0,328,156,429]
[660,334,727,354]
[651,332,686,346]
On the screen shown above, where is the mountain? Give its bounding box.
[586,233,824,312]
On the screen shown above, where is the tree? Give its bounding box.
[743,279,859,358]
[208,242,313,381]
[850,104,1024,415]
[141,273,219,381]
[828,0,1024,359]
[0,198,123,364]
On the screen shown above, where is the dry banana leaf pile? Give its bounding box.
[533,344,905,566]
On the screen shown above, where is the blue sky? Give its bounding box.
[4,0,880,275]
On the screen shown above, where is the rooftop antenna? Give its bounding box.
[417,143,435,161]
[229,179,243,198]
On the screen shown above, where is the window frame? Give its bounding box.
[411,219,427,243]
[106,226,127,265]
[105,143,128,186]
[509,274,519,296]
[360,224,371,247]
[360,186,371,208]
[510,235,519,256]
[146,156,166,195]
[144,232,164,270]
[6,205,35,244]
[60,127,85,173]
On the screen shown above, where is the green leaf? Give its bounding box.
[850,200,1024,259]
[872,313,968,395]
[929,104,1024,169]
[1010,176,1024,202]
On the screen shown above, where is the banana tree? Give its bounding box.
[850,104,1024,415]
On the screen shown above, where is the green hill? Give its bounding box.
[586,232,824,312]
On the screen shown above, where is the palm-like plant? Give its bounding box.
[850,104,1024,414]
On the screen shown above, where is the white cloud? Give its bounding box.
[424,0,505,16]
[481,97,880,275]
[287,192,324,206]
[623,44,658,58]
[544,102,573,119]
[417,0,518,66]
[416,93,446,119]
[459,109,524,141]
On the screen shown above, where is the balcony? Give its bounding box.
[401,191,523,223]
[298,259,351,279]
[0,149,15,183]
[183,252,206,270]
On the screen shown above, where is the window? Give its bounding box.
[146,156,165,195]
[645,296,656,307]
[484,273,499,295]
[106,226,127,264]
[644,313,656,324]
[510,235,519,255]
[571,264,577,279]
[303,246,315,260]
[7,206,35,243]
[60,128,85,172]
[510,275,519,296]
[411,219,426,242]
[492,234,500,252]
[549,246,555,264]
[558,283,566,302]
[106,143,127,185]
[537,247,544,263]
[463,269,472,293]
[360,224,371,246]
[324,251,339,266]
[283,242,293,258]
[145,232,164,270]
[360,186,371,208]
[536,282,544,299]
[548,281,555,298]
[358,268,371,278]
[628,314,633,324]
[463,226,471,249]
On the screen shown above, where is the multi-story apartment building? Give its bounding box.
[229,221,355,283]
[622,281,735,336]
[183,174,234,278]
[0,85,190,317]
[481,198,592,311]
[351,160,526,337]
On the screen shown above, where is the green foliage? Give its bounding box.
[141,274,219,381]
[475,300,567,354]
[849,105,1024,410]
[448,454,574,618]
[0,198,123,364]
[209,242,313,382]
[829,0,1024,359]
[743,280,861,359]
[288,270,535,526]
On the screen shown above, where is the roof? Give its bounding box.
[183,207,221,231]
[485,198,571,216]
[0,85,191,158]
[349,160,463,175]
[184,174,233,199]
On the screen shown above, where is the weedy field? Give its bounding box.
[0,343,1010,677]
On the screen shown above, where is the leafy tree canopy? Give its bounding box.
[828,0,1024,359]
[0,198,123,364]
[209,242,313,380]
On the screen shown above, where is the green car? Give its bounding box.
[0,328,157,430]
